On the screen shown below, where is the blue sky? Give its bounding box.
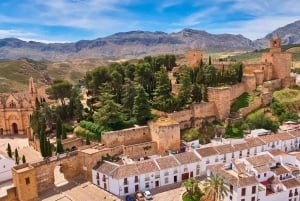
[0,0,299,43]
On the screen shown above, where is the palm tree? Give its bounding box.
[203,173,229,201]
[182,177,200,197]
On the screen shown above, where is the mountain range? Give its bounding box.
[1,20,300,61]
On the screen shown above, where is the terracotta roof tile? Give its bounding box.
[135,160,159,174]
[155,156,180,169]
[276,132,294,140]
[268,149,289,156]
[196,147,218,157]
[93,161,119,175]
[282,178,300,189]
[246,154,276,167]
[258,134,280,143]
[270,165,290,175]
[214,144,234,154]
[174,151,200,164]
[233,143,249,151]
[244,137,265,147]
[289,130,300,137]
[111,164,139,179]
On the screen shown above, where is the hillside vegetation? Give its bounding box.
[273,88,300,112]
[0,58,107,94]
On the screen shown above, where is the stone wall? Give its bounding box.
[230,83,246,100]
[31,152,81,193]
[261,92,273,106]
[282,77,296,88]
[149,118,180,155]
[208,87,231,120]
[78,145,123,181]
[239,98,262,117]
[254,70,264,85]
[242,75,256,92]
[0,187,18,201]
[186,50,203,67]
[101,126,151,148]
[62,137,83,151]
[123,141,158,159]
[263,79,282,92]
[192,102,216,119]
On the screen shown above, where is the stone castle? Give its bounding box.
[0,38,296,201]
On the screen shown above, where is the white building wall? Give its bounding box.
[0,156,15,182]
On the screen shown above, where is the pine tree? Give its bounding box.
[22,155,26,163]
[14,148,19,165]
[133,84,152,125]
[177,70,192,108]
[153,68,172,111]
[7,143,12,158]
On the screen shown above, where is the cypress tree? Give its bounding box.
[7,143,12,158]
[56,139,64,154]
[39,119,47,157]
[86,134,91,145]
[22,155,26,163]
[62,125,67,140]
[208,56,212,65]
[14,148,19,165]
[56,117,62,139]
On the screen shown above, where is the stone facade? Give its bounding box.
[0,78,41,137]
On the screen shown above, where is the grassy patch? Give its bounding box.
[182,192,200,201]
[231,92,255,112]
[181,128,199,142]
[273,88,300,112]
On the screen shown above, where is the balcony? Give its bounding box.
[123,181,128,185]
[145,177,150,181]
[155,175,160,179]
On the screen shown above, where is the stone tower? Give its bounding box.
[270,38,282,53]
[12,164,38,201]
[261,38,292,80]
[186,50,203,68]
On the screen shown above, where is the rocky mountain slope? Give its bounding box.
[0,20,300,61]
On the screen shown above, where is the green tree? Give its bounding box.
[191,84,202,103]
[56,139,64,154]
[46,139,52,157]
[39,119,47,157]
[56,117,62,139]
[177,70,192,108]
[62,125,67,140]
[14,148,19,165]
[122,78,136,114]
[86,134,91,145]
[153,68,173,111]
[46,79,72,106]
[7,143,12,158]
[204,173,229,201]
[208,56,212,65]
[22,155,26,164]
[182,178,203,200]
[93,92,125,130]
[133,84,152,125]
[246,110,279,133]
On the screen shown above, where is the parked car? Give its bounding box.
[143,191,153,200]
[135,191,145,201]
[125,195,135,201]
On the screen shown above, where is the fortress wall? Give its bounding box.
[230,83,246,100]
[208,87,231,120]
[243,63,262,74]
[167,109,192,129]
[239,98,262,117]
[242,75,257,92]
[61,137,83,151]
[167,109,192,123]
[263,79,282,92]
[254,70,264,85]
[282,77,296,88]
[123,141,157,159]
[193,102,217,119]
[102,126,151,148]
